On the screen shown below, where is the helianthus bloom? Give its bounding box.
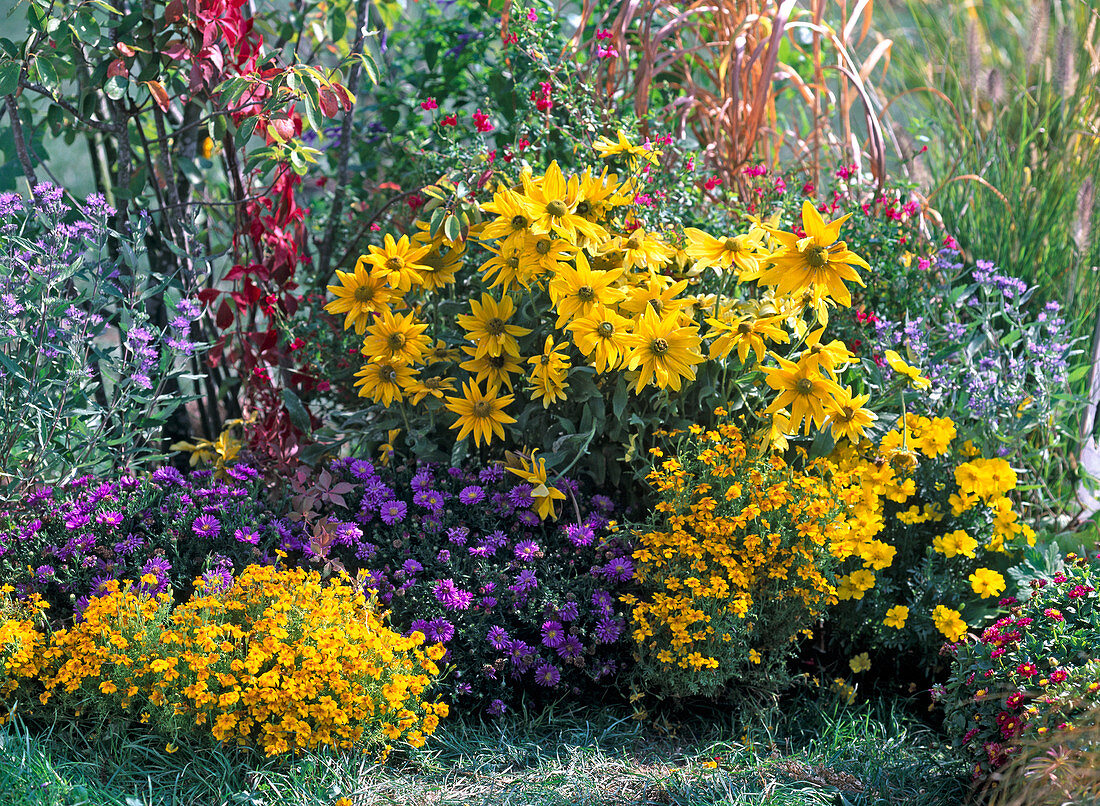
[361,233,432,292]
[684,227,765,278]
[759,200,868,306]
[527,336,570,407]
[802,327,856,374]
[548,252,624,327]
[824,386,877,443]
[883,605,908,629]
[575,167,622,225]
[460,345,524,391]
[519,232,576,274]
[506,449,567,520]
[444,379,516,446]
[760,408,793,452]
[324,260,393,334]
[605,226,675,272]
[969,568,1006,599]
[413,245,463,292]
[619,276,691,319]
[623,307,704,393]
[456,293,531,358]
[480,246,542,292]
[521,161,606,244]
[706,314,788,364]
[883,350,931,389]
[763,355,844,434]
[593,130,661,165]
[427,339,461,364]
[567,307,633,372]
[361,309,431,365]
[406,375,456,405]
[354,360,414,406]
[479,185,534,249]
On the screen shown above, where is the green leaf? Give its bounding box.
[234,116,258,151]
[0,61,19,96]
[280,388,312,433]
[104,75,127,100]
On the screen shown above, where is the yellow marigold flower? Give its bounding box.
[932,605,968,643]
[749,649,762,665]
[567,307,633,372]
[859,539,896,570]
[684,227,764,277]
[520,160,606,244]
[931,529,978,559]
[460,346,523,392]
[623,307,704,394]
[824,386,877,444]
[883,605,908,629]
[849,653,871,673]
[763,355,844,435]
[506,449,567,520]
[548,252,624,328]
[456,293,531,359]
[444,379,516,446]
[361,233,432,293]
[324,260,393,334]
[526,336,570,408]
[969,568,1006,599]
[914,416,956,458]
[361,308,431,366]
[353,360,414,406]
[759,200,868,307]
[706,315,789,364]
[883,350,931,390]
[405,375,456,406]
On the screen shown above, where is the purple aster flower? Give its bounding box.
[592,590,613,616]
[514,540,540,561]
[507,639,534,668]
[201,568,233,594]
[402,559,423,575]
[410,619,430,637]
[233,527,260,545]
[96,511,124,526]
[487,699,507,716]
[114,533,145,556]
[595,618,623,644]
[511,569,538,593]
[413,489,446,514]
[433,578,474,610]
[479,464,505,484]
[379,500,407,525]
[349,459,376,480]
[468,545,492,557]
[565,523,595,547]
[486,530,508,549]
[507,484,533,508]
[480,596,497,608]
[437,548,451,564]
[487,625,511,650]
[65,512,90,530]
[592,494,614,511]
[193,514,220,538]
[534,662,561,687]
[459,485,485,505]
[447,526,469,545]
[411,468,434,493]
[601,556,634,582]
[559,601,579,622]
[34,565,55,583]
[541,620,565,648]
[151,466,185,486]
[557,635,584,660]
[517,509,540,527]
[225,463,260,482]
[426,618,455,643]
[355,542,378,561]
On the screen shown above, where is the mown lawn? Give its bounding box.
[0,693,968,806]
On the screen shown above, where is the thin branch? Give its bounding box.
[4,96,39,190]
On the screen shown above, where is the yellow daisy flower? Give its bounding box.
[548,252,624,328]
[361,309,431,366]
[527,335,570,408]
[456,293,532,359]
[444,379,517,446]
[460,345,524,391]
[567,306,633,372]
[324,260,393,334]
[361,233,432,293]
[824,386,877,444]
[762,355,844,435]
[883,349,932,390]
[623,307,704,394]
[353,360,414,406]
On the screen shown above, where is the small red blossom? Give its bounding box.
[441,114,457,127]
[473,109,494,132]
[1017,663,1038,678]
[801,182,815,195]
[1050,669,1068,684]
[703,175,722,191]
[420,97,438,110]
[408,194,425,212]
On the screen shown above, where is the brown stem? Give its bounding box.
[4,96,38,190]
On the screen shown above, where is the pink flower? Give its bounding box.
[441,114,457,126]
[420,97,438,110]
[473,109,494,132]
[526,8,537,20]
[1017,662,1038,677]
[703,175,722,190]
[1050,669,1068,683]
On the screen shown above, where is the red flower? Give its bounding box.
[1017,663,1038,677]
[441,114,457,126]
[472,109,494,132]
[703,175,722,191]
[1050,669,1068,683]
[420,97,438,110]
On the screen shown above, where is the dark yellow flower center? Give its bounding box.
[795,378,814,395]
[736,321,753,335]
[486,317,506,335]
[841,405,855,421]
[576,201,591,216]
[810,343,823,354]
[724,237,741,253]
[472,401,492,417]
[488,355,505,369]
[424,377,442,389]
[386,333,407,351]
[597,321,615,337]
[433,346,450,359]
[353,285,375,303]
[648,298,664,314]
[535,238,552,255]
[805,245,828,268]
[651,337,669,355]
[625,237,641,251]
[540,354,551,365]
[577,285,595,302]
[511,215,528,230]
[506,255,520,269]
[380,365,398,382]
[385,257,404,272]
[546,199,568,217]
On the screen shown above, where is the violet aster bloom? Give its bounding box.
[480,595,497,608]
[514,540,540,561]
[511,569,538,593]
[402,559,423,575]
[349,459,376,480]
[487,699,507,716]
[478,464,505,484]
[534,662,561,687]
[468,545,492,557]
[565,523,595,547]
[592,590,613,616]
[434,578,474,610]
[517,509,540,527]
[201,568,233,594]
[96,510,123,526]
[487,625,511,650]
[595,618,623,644]
[413,489,446,514]
[233,527,260,545]
[193,514,220,538]
[592,494,614,512]
[602,556,634,582]
[557,635,584,660]
[541,620,565,648]
[437,549,451,564]
[507,484,533,508]
[447,526,469,545]
[114,533,145,555]
[486,530,508,549]
[507,639,534,667]
[410,468,434,493]
[559,601,579,622]
[427,618,455,642]
[459,485,485,505]
[380,500,407,524]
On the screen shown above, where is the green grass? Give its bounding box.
[0,693,968,806]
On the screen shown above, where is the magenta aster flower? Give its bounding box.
[535,662,560,687]
[515,540,540,561]
[192,514,220,538]
[541,620,564,648]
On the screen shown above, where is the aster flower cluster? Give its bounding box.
[276,456,634,714]
[0,465,277,623]
[867,250,1074,448]
[940,552,1100,779]
[0,185,207,488]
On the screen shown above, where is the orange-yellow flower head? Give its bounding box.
[324,260,393,334]
[623,307,704,394]
[444,379,517,446]
[361,233,432,293]
[763,355,844,435]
